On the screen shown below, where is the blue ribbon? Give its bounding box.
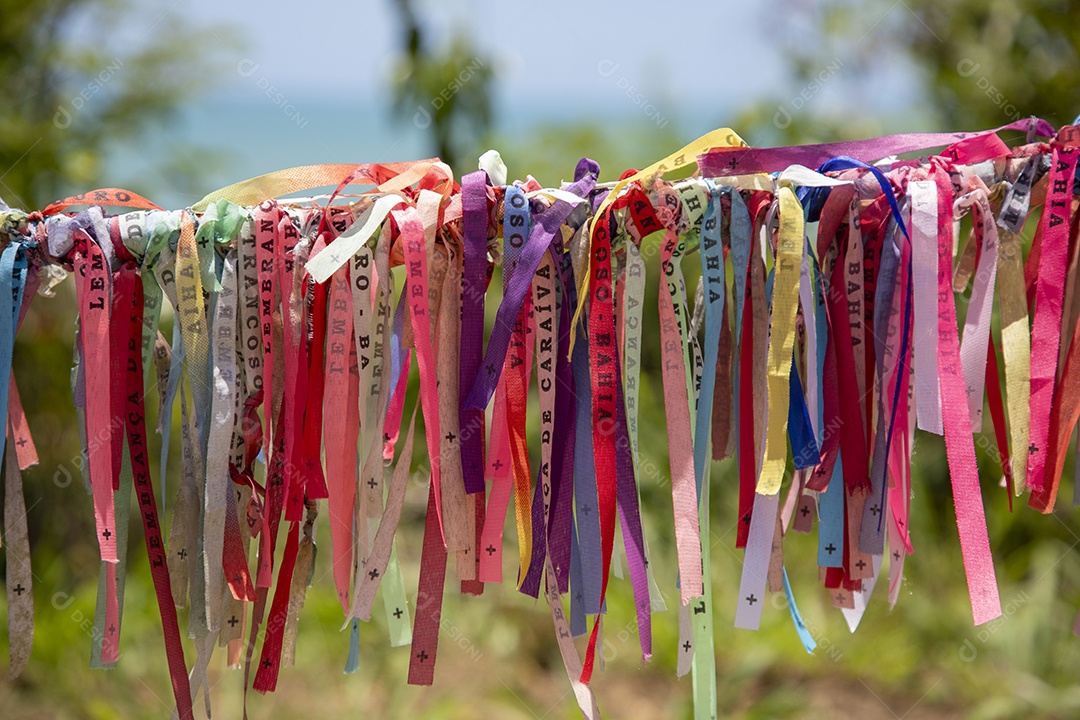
[693,185,726,499]
[0,241,27,466]
[788,355,820,469]
[799,156,909,241]
[386,283,408,414]
[571,331,603,615]
[782,567,817,654]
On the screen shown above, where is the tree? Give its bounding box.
[0,0,224,210]
[388,0,494,172]
[1,0,225,571]
[737,0,1080,145]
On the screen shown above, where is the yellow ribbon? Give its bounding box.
[191,160,446,212]
[175,211,210,405]
[756,185,804,495]
[192,164,369,211]
[997,228,1030,492]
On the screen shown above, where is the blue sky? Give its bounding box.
[66,0,928,205]
[172,0,790,111]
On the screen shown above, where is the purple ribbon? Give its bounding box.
[615,362,652,661]
[462,197,581,413]
[547,241,578,593]
[460,171,489,494]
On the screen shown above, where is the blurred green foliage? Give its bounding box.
[736,0,1080,145]
[0,0,228,210]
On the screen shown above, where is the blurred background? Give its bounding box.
[3,0,1080,718]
